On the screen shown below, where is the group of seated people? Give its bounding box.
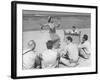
[23,34,91,70]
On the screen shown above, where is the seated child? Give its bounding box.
[40,39,60,68]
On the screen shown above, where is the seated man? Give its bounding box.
[60,36,79,67]
[23,40,39,69]
[78,34,91,59]
[40,39,60,68]
[71,26,79,34]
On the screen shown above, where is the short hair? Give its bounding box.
[46,40,53,49]
[83,34,88,41]
[66,36,73,42]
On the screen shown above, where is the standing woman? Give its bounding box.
[40,16,60,41]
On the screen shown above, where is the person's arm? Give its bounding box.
[78,43,86,49]
[56,24,60,28]
[54,23,60,28]
[40,23,49,30]
[60,46,69,58]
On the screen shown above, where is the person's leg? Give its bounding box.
[60,57,70,65]
[35,56,42,68]
[60,57,78,67]
[79,49,90,59]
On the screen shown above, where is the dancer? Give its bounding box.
[41,16,60,33]
[40,16,60,40]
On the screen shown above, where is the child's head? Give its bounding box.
[65,36,73,44]
[28,40,36,50]
[46,40,53,49]
[82,34,88,42]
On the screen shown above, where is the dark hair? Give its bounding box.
[48,16,53,23]
[66,36,73,42]
[83,34,88,41]
[46,40,53,49]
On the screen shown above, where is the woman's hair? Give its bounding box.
[48,16,53,23]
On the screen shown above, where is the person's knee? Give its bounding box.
[60,58,70,65]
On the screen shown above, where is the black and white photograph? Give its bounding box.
[11,1,97,79]
[22,10,91,69]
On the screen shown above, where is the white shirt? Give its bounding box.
[41,49,58,68]
[71,29,79,34]
[78,41,91,54]
[63,43,79,61]
[23,49,37,69]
